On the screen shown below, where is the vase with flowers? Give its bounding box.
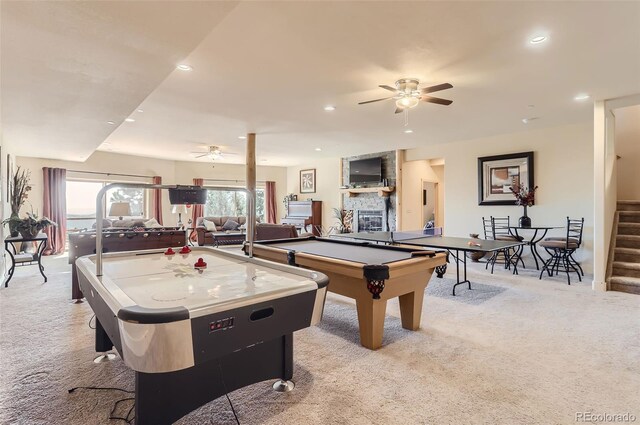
[6,167,32,237]
[509,183,538,227]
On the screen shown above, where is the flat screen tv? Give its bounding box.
[349,157,382,184]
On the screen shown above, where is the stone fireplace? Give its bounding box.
[355,209,385,232]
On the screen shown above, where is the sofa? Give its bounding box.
[195,216,247,246]
[255,223,298,240]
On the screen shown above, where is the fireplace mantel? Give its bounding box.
[341,186,395,198]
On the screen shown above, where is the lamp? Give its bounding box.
[109,202,131,220]
[172,204,188,228]
[395,96,420,109]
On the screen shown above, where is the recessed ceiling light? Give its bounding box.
[522,117,540,124]
[107,121,116,125]
[176,64,193,71]
[574,94,591,101]
[323,105,336,111]
[261,159,268,162]
[315,148,322,151]
[125,118,135,123]
[404,129,413,134]
[529,35,547,44]
[238,135,247,140]
[137,109,144,113]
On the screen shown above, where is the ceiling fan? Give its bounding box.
[359,78,453,114]
[189,145,238,161]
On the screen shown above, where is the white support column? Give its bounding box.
[593,101,608,291]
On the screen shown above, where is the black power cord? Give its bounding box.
[218,363,240,425]
[68,386,135,423]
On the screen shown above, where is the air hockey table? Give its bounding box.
[247,237,447,350]
[76,246,328,425]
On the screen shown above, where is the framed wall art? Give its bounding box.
[478,151,534,205]
[300,169,316,194]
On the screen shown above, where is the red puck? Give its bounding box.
[194,258,207,269]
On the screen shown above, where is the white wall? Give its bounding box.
[615,105,640,200]
[406,123,595,273]
[15,151,287,227]
[286,158,340,230]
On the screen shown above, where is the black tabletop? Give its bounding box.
[5,233,48,243]
[508,226,563,230]
[334,232,522,253]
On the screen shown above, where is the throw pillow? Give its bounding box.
[144,218,163,228]
[202,219,217,232]
[222,219,240,231]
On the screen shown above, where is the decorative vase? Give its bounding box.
[19,227,40,239]
[519,205,531,228]
[467,233,486,262]
[8,213,19,237]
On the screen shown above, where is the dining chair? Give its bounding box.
[482,217,522,274]
[539,217,584,284]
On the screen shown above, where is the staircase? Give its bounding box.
[609,201,640,294]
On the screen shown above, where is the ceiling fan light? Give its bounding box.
[396,97,419,109]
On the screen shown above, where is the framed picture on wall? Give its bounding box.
[300,169,316,193]
[478,151,534,205]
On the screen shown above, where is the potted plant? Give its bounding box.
[6,167,32,237]
[332,208,350,233]
[2,211,56,239]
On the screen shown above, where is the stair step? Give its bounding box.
[619,211,640,223]
[614,247,640,262]
[616,234,640,248]
[612,262,640,278]
[617,200,640,211]
[618,222,640,236]
[609,276,640,295]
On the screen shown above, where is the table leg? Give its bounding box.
[5,243,16,287]
[36,239,48,283]
[451,249,472,296]
[355,298,387,350]
[529,229,549,270]
[398,289,425,331]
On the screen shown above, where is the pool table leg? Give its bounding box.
[355,298,387,350]
[398,289,425,331]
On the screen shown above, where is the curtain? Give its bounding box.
[151,176,163,224]
[190,178,205,241]
[42,167,67,255]
[265,181,277,223]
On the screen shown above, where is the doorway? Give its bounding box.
[421,180,439,229]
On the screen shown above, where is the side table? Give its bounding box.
[4,233,48,287]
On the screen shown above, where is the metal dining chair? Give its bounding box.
[482,217,522,274]
[539,217,584,284]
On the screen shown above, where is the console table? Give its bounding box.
[4,233,48,287]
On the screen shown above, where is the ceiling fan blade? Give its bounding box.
[379,85,398,93]
[358,96,394,105]
[395,107,404,114]
[421,83,453,94]
[421,95,453,106]
[194,153,209,158]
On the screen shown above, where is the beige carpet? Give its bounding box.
[1,254,638,425]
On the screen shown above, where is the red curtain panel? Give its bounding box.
[190,178,205,242]
[42,167,67,255]
[265,181,277,223]
[151,176,163,224]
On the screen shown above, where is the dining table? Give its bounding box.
[508,225,564,270]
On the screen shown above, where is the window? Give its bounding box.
[66,180,146,231]
[204,188,265,222]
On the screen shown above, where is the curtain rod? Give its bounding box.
[203,178,268,183]
[66,169,153,179]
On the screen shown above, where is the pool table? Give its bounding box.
[247,237,447,350]
[76,247,328,425]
